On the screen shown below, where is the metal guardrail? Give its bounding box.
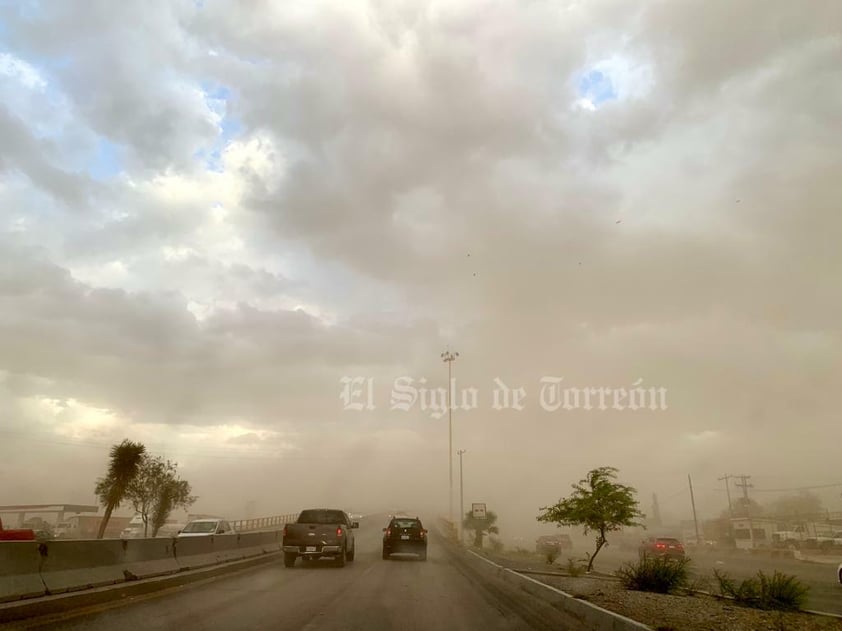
[231,514,299,533]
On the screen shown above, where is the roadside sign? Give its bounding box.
[472,503,487,520]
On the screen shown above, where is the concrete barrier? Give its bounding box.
[212,535,244,564]
[236,531,278,558]
[40,540,126,594]
[122,538,179,580]
[259,531,281,554]
[0,542,46,603]
[458,547,650,631]
[498,568,650,631]
[173,537,217,571]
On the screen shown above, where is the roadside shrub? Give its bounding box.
[566,557,587,577]
[616,556,691,594]
[713,570,808,611]
[544,549,560,564]
[489,537,504,553]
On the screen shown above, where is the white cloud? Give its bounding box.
[0,52,46,90]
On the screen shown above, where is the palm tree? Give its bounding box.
[94,440,146,539]
[462,509,499,549]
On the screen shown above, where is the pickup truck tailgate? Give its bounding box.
[284,524,344,553]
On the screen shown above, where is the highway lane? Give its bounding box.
[10,518,580,631]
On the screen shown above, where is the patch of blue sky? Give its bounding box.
[199,79,232,101]
[577,69,617,106]
[86,138,124,181]
[201,116,244,172]
[197,80,245,172]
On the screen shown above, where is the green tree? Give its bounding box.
[462,510,499,549]
[150,477,195,537]
[537,466,644,572]
[127,455,189,537]
[94,440,146,539]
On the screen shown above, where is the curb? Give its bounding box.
[465,550,651,631]
[0,552,281,624]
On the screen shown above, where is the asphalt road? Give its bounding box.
[595,547,842,615]
[9,518,580,631]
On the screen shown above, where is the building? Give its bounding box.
[730,517,779,550]
[0,504,98,528]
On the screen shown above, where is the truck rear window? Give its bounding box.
[298,510,346,524]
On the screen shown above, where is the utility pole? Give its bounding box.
[457,449,467,542]
[734,474,754,549]
[688,475,701,545]
[718,475,734,517]
[441,350,459,523]
[718,474,735,544]
[651,493,662,528]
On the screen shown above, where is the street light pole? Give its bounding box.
[441,350,459,523]
[457,449,466,542]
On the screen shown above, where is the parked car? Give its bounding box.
[382,516,427,560]
[535,534,573,555]
[282,509,358,567]
[0,518,35,541]
[177,518,234,538]
[639,537,685,560]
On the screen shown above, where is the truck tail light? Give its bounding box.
[421,529,427,538]
[337,527,343,537]
[386,529,391,538]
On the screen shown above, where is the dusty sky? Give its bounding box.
[1,1,840,533]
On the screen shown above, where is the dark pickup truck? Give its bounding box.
[282,509,358,567]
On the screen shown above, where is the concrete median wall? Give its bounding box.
[237,531,278,558]
[173,536,219,571]
[212,535,244,564]
[40,540,126,595]
[0,542,45,603]
[123,538,179,580]
[0,530,285,604]
[437,529,651,631]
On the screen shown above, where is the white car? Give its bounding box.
[177,518,234,538]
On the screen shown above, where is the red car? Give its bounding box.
[639,537,685,560]
[0,518,35,541]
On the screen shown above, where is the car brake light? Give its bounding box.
[337,527,343,537]
[421,529,427,538]
[656,543,665,549]
[386,529,391,538]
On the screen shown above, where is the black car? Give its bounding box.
[382,516,427,560]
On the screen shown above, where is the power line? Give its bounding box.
[749,482,842,493]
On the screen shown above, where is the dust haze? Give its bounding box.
[1,0,840,537]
